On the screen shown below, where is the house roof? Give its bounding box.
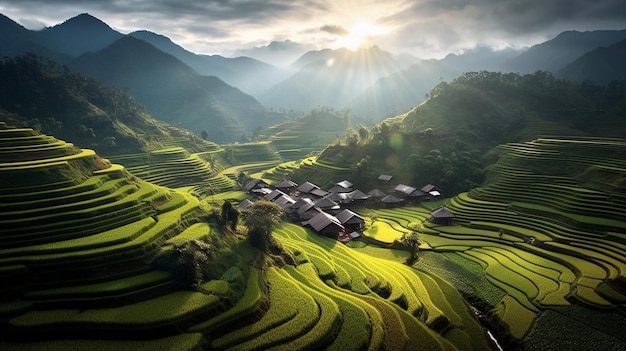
[245,179,268,191]
[381,194,404,203]
[347,189,369,201]
[273,194,295,207]
[296,198,317,216]
[264,189,286,201]
[336,209,364,224]
[336,180,353,188]
[409,189,427,197]
[430,207,455,218]
[328,185,352,193]
[428,190,441,197]
[251,187,273,195]
[306,211,344,232]
[367,188,387,198]
[421,184,438,193]
[238,199,254,209]
[297,181,319,193]
[327,192,349,203]
[275,179,298,189]
[394,184,417,195]
[378,174,393,181]
[310,188,329,197]
[315,197,340,210]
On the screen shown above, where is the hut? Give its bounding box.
[264,189,287,201]
[328,180,353,193]
[429,208,455,225]
[245,179,269,193]
[367,188,386,198]
[238,199,254,210]
[303,211,344,238]
[297,181,320,194]
[335,209,365,232]
[381,194,404,207]
[315,197,341,212]
[295,198,318,219]
[275,179,298,194]
[421,184,442,199]
[378,174,393,182]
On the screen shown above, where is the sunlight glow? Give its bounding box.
[336,23,389,50]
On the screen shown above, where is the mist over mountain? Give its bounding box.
[70,36,285,143]
[129,30,290,96]
[1,12,626,130]
[258,45,418,111]
[504,30,626,74]
[234,39,313,67]
[558,39,626,84]
[0,54,196,154]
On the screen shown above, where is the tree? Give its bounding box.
[245,200,284,252]
[152,239,213,289]
[221,200,239,231]
[200,130,209,140]
[401,230,421,264]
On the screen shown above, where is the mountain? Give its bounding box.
[505,30,626,73]
[558,39,626,84]
[347,59,462,121]
[129,30,289,96]
[258,46,417,111]
[0,14,70,62]
[70,36,285,143]
[38,13,123,57]
[0,54,201,155]
[295,71,626,194]
[234,40,313,67]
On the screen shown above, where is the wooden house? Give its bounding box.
[303,211,345,238]
[335,209,365,232]
[275,179,298,194]
[428,208,455,225]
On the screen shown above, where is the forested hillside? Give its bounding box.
[294,71,626,194]
[0,54,210,155]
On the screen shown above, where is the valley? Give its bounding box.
[1,11,626,351]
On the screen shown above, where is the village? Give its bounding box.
[240,175,456,243]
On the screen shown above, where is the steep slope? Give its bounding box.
[37,13,123,58]
[558,39,626,84]
[291,71,626,194]
[0,14,70,63]
[130,30,290,96]
[505,30,626,73]
[70,36,285,143]
[0,54,203,155]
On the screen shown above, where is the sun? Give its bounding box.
[336,23,388,50]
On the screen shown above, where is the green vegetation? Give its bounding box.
[2,68,626,350]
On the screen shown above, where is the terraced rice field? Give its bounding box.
[354,138,626,343]
[267,223,493,351]
[0,125,220,349]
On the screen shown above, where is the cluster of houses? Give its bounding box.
[240,175,455,243]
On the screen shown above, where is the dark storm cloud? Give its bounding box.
[320,24,349,36]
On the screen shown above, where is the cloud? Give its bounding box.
[1,0,625,58]
[320,24,349,36]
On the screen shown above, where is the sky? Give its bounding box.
[1,0,626,60]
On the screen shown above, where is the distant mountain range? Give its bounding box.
[0,13,287,143]
[1,12,626,128]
